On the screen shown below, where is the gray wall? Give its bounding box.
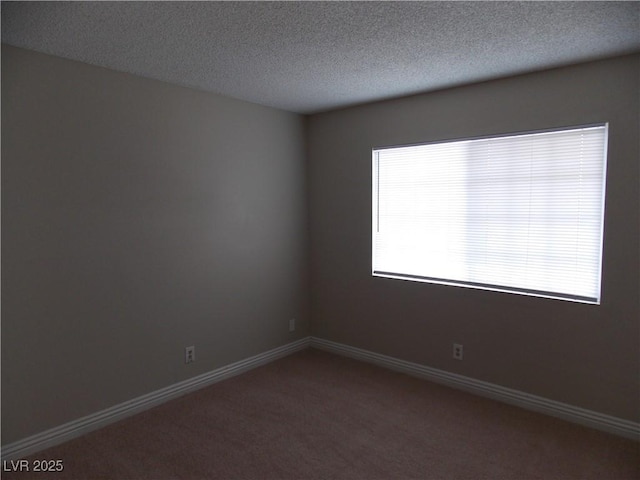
[2,44,638,448]
[307,54,639,422]
[1,45,309,444]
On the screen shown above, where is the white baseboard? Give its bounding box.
[310,337,640,441]
[1,337,311,461]
[4,335,636,461]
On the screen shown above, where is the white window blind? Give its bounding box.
[372,124,608,304]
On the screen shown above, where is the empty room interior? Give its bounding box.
[1,1,639,478]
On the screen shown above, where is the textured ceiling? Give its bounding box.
[2,1,639,114]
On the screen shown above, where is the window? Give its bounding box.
[372,124,608,304]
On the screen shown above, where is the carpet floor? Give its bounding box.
[3,348,639,479]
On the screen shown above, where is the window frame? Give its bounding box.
[371,123,609,304]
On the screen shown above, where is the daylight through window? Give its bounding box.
[372,124,608,304]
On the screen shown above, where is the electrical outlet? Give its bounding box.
[185,346,195,364]
[453,343,463,360]
[289,318,296,332]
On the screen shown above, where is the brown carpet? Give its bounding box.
[3,348,639,479]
